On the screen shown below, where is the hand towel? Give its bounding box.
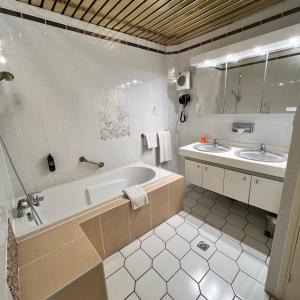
[157,131,172,163]
[143,133,157,149]
[123,185,149,210]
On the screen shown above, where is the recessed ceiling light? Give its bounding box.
[289,37,300,47]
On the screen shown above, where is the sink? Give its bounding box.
[235,149,287,163]
[193,143,231,153]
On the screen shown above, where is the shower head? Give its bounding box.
[0,71,14,83]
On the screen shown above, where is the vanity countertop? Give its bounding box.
[179,143,287,179]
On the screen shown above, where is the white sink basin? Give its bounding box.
[193,143,231,153]
[235,149,287,163]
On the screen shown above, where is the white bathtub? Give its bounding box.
[15,163,171,237]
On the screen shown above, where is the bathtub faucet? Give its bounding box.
[79,156,104,168]
[17,191,44,218]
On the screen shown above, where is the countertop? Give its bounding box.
[179,143,287,179]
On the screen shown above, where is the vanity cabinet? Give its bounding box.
[185,160,203,187]
[223,170,251,204]
[185,159,283,214]
[202,164,224,194]
[249,176,283,214]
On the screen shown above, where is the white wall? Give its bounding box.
[0,13,168,196]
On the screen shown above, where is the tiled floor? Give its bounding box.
[104,185,273,300]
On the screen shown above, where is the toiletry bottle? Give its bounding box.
[47,154,56,172]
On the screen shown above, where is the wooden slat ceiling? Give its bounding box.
[18,0,284,45]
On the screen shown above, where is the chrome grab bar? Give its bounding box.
[79,156,104,168]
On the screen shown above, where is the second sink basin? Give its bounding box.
[193,143,231,153]
[235,149,287,163]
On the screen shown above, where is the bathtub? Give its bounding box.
[14,163,171,237]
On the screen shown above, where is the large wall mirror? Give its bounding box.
[195,45,300,114]
[192,24,300,114]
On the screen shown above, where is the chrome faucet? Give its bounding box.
[17,191,44,218]
[212,138,219,147]
[259,143,266,154]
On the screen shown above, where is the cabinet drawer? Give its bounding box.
[249,176,283,214]
[223,170,251,203]
[202,164,224,194]
[185,160,202,187]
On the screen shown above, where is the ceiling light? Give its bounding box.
[132,80,138,84]
[289,37,300,47]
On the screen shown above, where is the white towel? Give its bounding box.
[157,131,172,163]
[124,185,149,210]
[143,133,157,149]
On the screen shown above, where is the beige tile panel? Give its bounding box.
[19,236,101,300]
[100,203,131,258]
[48,264,107,300]
[149,184,169,227]
[18,220,84,268]
[80,216,105,258]
[129,203,152,241]
[168,177,184,216]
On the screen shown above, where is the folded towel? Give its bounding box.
[124,185,149,210]
[143,133,157,149]
[157,131,172,163]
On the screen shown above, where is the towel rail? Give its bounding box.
[141,130,169,138]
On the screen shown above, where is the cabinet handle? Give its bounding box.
[255,179,259,184]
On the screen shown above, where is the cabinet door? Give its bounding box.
[249,176,283,214]
[202,164,224,194]
[223,170,251,204]
[185,160,202,187]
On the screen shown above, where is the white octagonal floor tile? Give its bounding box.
[230,203,249,217]
[222,223,246,242]
[226,213,247,229]
[155,222,176,241]
[167,214,185,228]
[141,234,165,258]
[191,235,216,260]
[211,204,230,218]
[106,268,134,300]
[205,213,226,229]
[237,252,268,284]
[186,213,204,228]
[177,222,198,242]
[166,235,190,259]
[139,230,153,241]
[216,235,242,260]
[209,251,239,283]
[181,250,209,282]
[161,295,173,300]
[198,196,215,208]
[103,251,124,278]
[168,270,200,300]
[241,236,270,261]
[233,271,269,300]
[192,204,210,218]
[120,240,140,258]
[153,250,180,280]
[125,249,152,279]
[126,293,139,300]
[198,223,221,242]
[184,196,198,208]
[188,191,202,200]
[136,269,166,300]
[244,223,268,244]
[200,270,234,300]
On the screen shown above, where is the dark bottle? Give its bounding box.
[47,154,56,172]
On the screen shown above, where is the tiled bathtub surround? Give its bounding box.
[17,174,183,299]
[104,184,272,300]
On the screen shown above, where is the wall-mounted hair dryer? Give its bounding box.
[179,94,191,123]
